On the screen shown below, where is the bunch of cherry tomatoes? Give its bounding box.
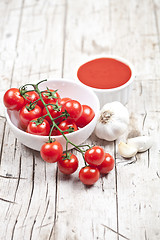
[3,80,114,186]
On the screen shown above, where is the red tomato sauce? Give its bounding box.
[77,58,132,89]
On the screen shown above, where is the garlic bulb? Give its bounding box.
[94,101,129,141]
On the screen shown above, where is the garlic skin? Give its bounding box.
[127,136,153,152]
[94,101,129,141]
[118,136,153,159]
[118,142,138,158]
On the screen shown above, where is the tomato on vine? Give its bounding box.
[38,89,61,108]
[42,99,62,124]
[23,91,40,105]
[26,118,50,136]
[79,166,100,185]
[60,97,71,106]
[76,105,95,128]
[62,99,82,121]
[4,80,116,187]
[97,153,115,174]
[58,153,78,175]
[40,141,63,163]
[19,104,42,129]
[3,88,25,111]
[84,146,105,166]
[56,119,78,135]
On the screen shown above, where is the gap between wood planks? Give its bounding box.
[114,140,120,240]
[102,224,130,240]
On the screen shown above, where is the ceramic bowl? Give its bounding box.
[5,79,100,151]
[76,55,135,107]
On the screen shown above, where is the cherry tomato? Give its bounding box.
[97,153,115,174]
[60,97,71,105]
[51,127,59,136]
[62,99,82,121]
[23,91,40,105]
[56,119,78,135]
[58,153,78,175]
[79,166,100,185]
[3,88,25,111]
[19,104,42,129]
[40,141,63,163]
[42,99,62,124]
[38,89,61,108]
[84,146,105,166]
[76,105,95,128]
[26,118,50,136]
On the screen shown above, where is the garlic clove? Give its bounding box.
[118,142,138,158]
[127,136,153,153]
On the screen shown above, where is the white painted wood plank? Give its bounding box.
[0,0,23,117]
[53,146,118,240]
[110,0,160,239]
[51,1,118,239]
[11,0,65,87]
[0,0,65,239]
[117,90,160,239]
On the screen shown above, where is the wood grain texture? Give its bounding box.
[0,0,160,239]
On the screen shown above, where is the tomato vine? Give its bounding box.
[3,79,115,185]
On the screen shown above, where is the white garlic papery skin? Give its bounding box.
[94,101,129,141]
[127,136,153,152]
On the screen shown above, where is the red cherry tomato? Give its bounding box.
[51,127,59,136]
[97,153,115,174]
[38,89,61,108]
[40,141,63,163]
[42,100,62,124]
[76,105,95,128]
[23,91,40,105]
[79,166,100,185]
[19,104,42,129]
[56,119,78,135]
[26,118,50,136]
[3,88,25,111]
[58,153,78,175]
[62,100,82,121]
[84,146,105,166]
[60,97,71,105]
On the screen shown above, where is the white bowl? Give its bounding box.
[5,79,100,151]
[76,55,135,107]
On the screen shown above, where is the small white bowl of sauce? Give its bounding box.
[76,55,135,107]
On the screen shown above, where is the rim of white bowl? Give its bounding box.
[5,79,100,140]
[76,54,135,93]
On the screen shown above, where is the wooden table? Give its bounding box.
[0,0,160,239]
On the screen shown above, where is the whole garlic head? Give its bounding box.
[95,101,129,141]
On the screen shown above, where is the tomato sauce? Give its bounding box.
[77,58,132,89]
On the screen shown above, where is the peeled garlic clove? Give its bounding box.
[127,136,153,153]
[118,142,138,158]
